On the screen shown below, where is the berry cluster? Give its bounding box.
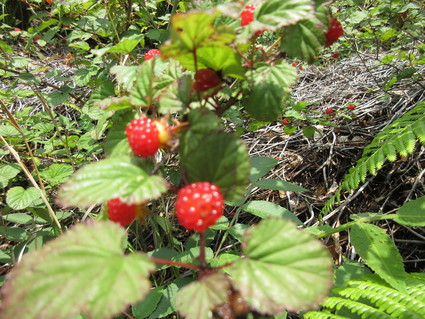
[175,182,224,233]
[192,69,221,92]
[325,17,344,47]
[107,198,136,226]
[144,49,161,61]
[240,4,264,36]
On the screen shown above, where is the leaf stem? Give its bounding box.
[150,257,200,270]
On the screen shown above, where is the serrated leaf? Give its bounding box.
[0,124,21,137]
[108,38,140,54]
[40,164,74,186]
[281,18,325,63]
[176,273,230,319]
[6,187,40,210]
[254,179,308,192]
[244,81,283,121]
[393,197,425,226]
[130,62,155,106]
[103,110,133,157]
[110,66,139,91]
[0,163,21,188]
[181,132,250,202]
[256,0,313,29]
[0,226,27,242]
[229,219,333,313]
[350,223,407,292]
[242,200,303,225]
[0,221,155,319]
[57,157,167,208]
[250,156,279,181]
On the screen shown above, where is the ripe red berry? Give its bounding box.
[14,28,21,31]
[47,0,52,4]
[241,4,257,27]
[107,198,136,226]
[192,69,221,92]
[325,108,334,115]
[175,182,224,233]
[332,53,339,59]
[347,104,355,110]
[291,62,297,67]
[325,17,344,47]
[34,36,41,41]
[144,49,160,61]
[126,117,160,158]
[282,118,289,125]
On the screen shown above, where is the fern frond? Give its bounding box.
[321,101,425,215]
[303,311,349,319]
[303,273,425,319]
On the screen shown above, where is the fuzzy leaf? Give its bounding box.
[256,0,313,29]
[393,197,425,226]
[57,157,167,208]
[181,132,250,202]
[228,218,333,314]
[176,273,230,319]
[0,221,155,319]
[281,18,325,63]
[350,223,407,292]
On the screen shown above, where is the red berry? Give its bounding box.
[14,28,21,31]
[175,182,224,233]
[325,108,334,115]
[192,69,221,92]
[241,4,257,27]
[347,104,355,110]
[282,119,289,125]
[325,17,344,47]
[332,53,339,59]
[144,49,160,61]
[34,36,41,41]
[61,38,67,43]
[46,0,52,4]
[107,198,136,226]
[126,117,160,158]
[291,62,297,67]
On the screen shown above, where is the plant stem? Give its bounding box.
[199,231,207,269]
[150,257,200,270]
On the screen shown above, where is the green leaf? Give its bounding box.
[2,213,34,225]
[103,110,133,157]
[393,197,425,226]
[41,164,74,186]
[176,273,230,319]
[229,223,249,242]
[256,0,313,29]
[57,157,167,208]
[108,38,140,54]
[350,223,407,292]
[254,179,308,192]
[0,124,21,137]
[130,62,155,106]
[0,163,21,188]
[0,226,27,242]
[229,219,333,313]
[6,187,40,210]
[194,46,244,77]
[242,200,303,225]
[250,156,279,181]
[281,18,325,63]
[181,132,250,202]
[0,221,155,319]
[333,259,372,289]
[110,66,139,91]
[132,287,164,319]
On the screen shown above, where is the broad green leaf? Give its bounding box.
[74,68,97,86]
[57,157,167,208]
[228,219,333,313]
[229,223,249,242]
[2,213,34,225]
[108,38,140,54]
[0,226,27,242]
[181,132,250,202]
[132,287,164,319]
[256,0,313,29]
[169,12,216,51]
[103,110,133,157]
[281,18,326,63]
[0,221,155,319]
[191,46,244,77]
[130,61,155,106]
[0,124,21,137]
[209,215,229,230]
[244,81,283,121]
[0,163,21,188]
[41,164,74,186]
[242,200,303,225]
[333,259,372,289]
[250,156,279,181]
[176,273,230,319]
[393,197,425,226]
[254,179,308,192]
[350,223,407,292]
[110,66,139,91]
[6,187,40,210]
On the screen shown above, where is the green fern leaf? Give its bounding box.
[303,311,349,319]
[321,101,425,215]
[322,297,392,318]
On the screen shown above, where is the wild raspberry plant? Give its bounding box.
[0,1,352,318]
